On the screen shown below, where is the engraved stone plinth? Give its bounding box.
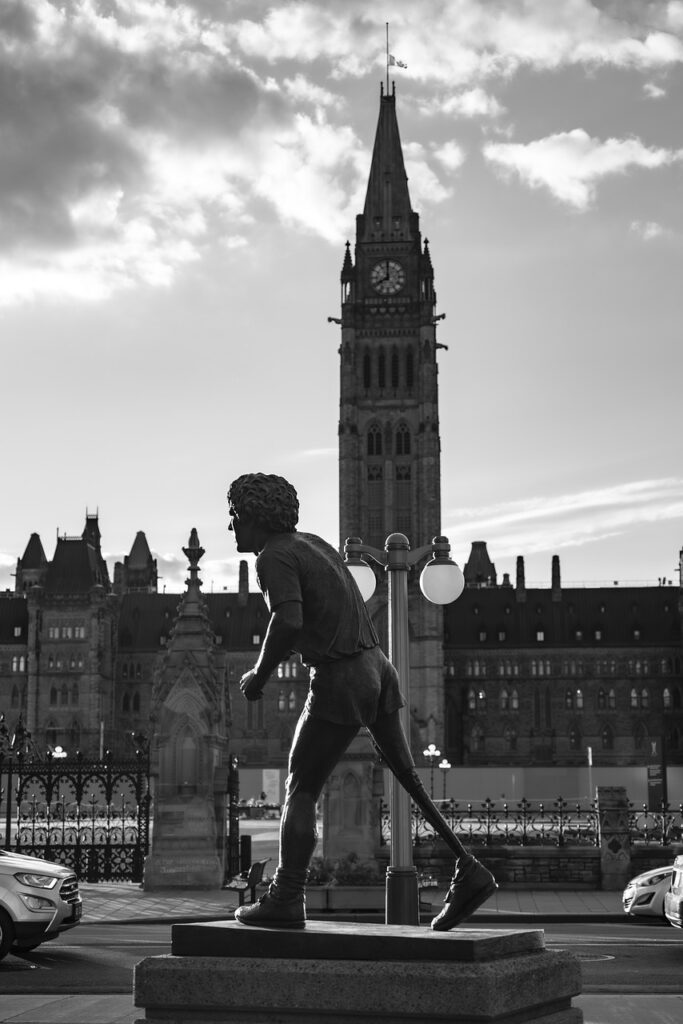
[134,921,583,1023]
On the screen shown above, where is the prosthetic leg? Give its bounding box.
[369,711,497,930]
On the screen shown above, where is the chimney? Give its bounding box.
[515,556,526,603]
[238,560,249,607]
[552,555,561,602]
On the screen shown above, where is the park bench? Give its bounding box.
[224,858,270,905]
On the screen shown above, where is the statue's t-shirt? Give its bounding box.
[255,531,378,666]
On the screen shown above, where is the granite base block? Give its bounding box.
[135,923,583,1024]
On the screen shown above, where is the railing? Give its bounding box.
[380,796,600,848]
[379,797,683,849]
[1,751,151,882]
[629,803,683,845]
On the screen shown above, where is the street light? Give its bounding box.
[438,758,451,801]
[423,743,441,798]
[344,532,465,925]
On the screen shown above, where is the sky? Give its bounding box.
[1,0,682,596]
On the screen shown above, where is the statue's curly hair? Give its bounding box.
[227,473,299,533]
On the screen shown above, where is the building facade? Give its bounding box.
[1,87,682,799]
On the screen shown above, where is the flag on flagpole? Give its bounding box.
[388,54,407,68]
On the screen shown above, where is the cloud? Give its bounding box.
[483,129,679,209]
[417,88,504,120]
[2,0,682,305]
[643,80,667,98]
[444,478,683,565]
[432,140,466,172]
[629,219,672,240]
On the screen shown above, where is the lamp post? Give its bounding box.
[345,533,465,925]
[423,743,441,798]
[438,758,451,801]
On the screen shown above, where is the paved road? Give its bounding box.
[1,920,682,1022]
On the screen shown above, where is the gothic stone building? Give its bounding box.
[1,87,682,787]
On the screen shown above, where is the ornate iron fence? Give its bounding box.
[379,797,683,848]
[1,750,151,882]
[380,797,601,848]
[628,803,683,845]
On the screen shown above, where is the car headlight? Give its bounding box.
[14,872,59,889]
[645,873,671,887]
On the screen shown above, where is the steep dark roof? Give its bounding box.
[359,87,415,243]
[0,597,28,643]
[44,538,108,594]
[117,592,269,651]
[444,585,681,648]
[127,531,153,569]
[20,533,47,569]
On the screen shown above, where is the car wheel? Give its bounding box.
[0,909,16,961]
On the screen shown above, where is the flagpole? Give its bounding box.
[386,22,389,94]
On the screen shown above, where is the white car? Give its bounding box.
[622,864,674,919]
[0,849,82,959]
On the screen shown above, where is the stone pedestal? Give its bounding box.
[597,785,631,891]
[322,731,380,863]
[143,794,222,889]
[134,921,583,1023]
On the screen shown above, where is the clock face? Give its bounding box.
[370,259,405,295]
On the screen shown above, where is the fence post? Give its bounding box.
[597,786,631,891]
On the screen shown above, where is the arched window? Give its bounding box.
[569,725,581,750]
[470,724,484,753]
[511,689,519,712]
[504,727,517,751]
[50,686,58,706]
[395,423,411,456]
[641,688,649,711]
[634,721,647,750]
[60,683,69,706]
[288,690,296,712]
[406,349,414,388]
[342,772,362,828]
[367,424,382,456]
[71,683,79,705]
[391,348,399,388]
[630,688,639,710]
[70,720,80,748]
[601,724,614,750]
[363,350,371,389]
[565,689,574,710]
[477,689,487,713]
[663,688,672,710]
[378,348,386,388]
[132,692,140,713]
[500,688,509,712]
[608,689,616,710]
[598,688,606,710]
[278,690,286,712]
[122,692,130,712]
[467,688,476,712]
[576,689,584,711]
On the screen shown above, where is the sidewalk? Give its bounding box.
[75,880,626,926]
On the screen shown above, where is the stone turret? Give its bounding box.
[144,529,229,889]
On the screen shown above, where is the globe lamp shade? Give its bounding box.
[419,560,465,605]
[347,560,377,602]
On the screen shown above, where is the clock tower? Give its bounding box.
[337,84,446,747]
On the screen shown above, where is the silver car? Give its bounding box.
[0,849,82,959]
[622,864,674,919]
